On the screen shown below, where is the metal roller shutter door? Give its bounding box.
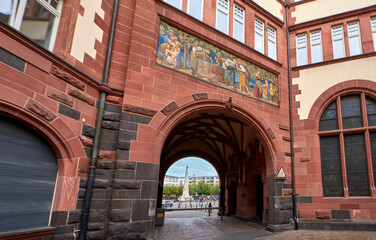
[0,115,58,232]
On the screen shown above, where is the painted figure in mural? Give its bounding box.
[261,79,269,99]
[189,42,199,75]
[221,57,236,90]
[164,29,182,68]
[234,59,250,94]
[269,83,277,102]
[253,70,262,98]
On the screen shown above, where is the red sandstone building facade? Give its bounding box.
[0,0,375,239]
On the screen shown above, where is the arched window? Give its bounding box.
[0,115,57,232]
[319,94,376,197]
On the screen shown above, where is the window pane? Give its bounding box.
[341,95,363,129]
[344,133,370,196]
[188,0,202,20]
[311,44,322,63]
[320,136,343,197]
[165,0,181,9]
[366,97,376,126]
[216,10,228,34]
[297,47,307,66]
[255,33,263,53]
[349,36,362,56]
[0,0,12,24]
[233,20,243,42]
[19,0,56,49]
[370,132,376,187]
[374,32,376,52]
[333,40,345,59]
[268,40,276,60]
[320,100,338,131]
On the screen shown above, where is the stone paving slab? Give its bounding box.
[155,211,376,240]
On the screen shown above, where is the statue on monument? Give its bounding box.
[179,165,191,201]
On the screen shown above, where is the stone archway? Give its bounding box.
[154,99,279,223]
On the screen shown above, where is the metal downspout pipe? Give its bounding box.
[285,0,298,230]
[79,0,119,239]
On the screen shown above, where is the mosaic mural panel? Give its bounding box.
[157,22,279,106]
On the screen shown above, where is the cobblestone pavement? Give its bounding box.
[155,211,376,240]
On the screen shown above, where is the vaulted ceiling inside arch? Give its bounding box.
[161,111,265,178]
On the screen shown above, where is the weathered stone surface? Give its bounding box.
[121,112,152,125]
[118,141,131,150]
[0,47,25,72]
[47,87,74,106]
[108,222,149,240]
[26,99,56,121]
[141,181,158,199]
[111,200,132,209]
[79,135,93,147]
[192,93,208,101]
[132,200,154,221]
[78,188,86,198]
[103,112,121,121]
[58,103,81,120]
[93,179,111,189]
[68,86,95,106]
[119,130,137,142]
[102,120,120,130]
[267,127,276,139]
[117,150,129,161]
[88,210,108,222]
[51,65,85,90]
[86,230,107,240]
[82,124,95,138]
[107,96,122,104]
[112,189,140,199]
[113,180,141,189]
[88,222,105,231]
[332,210,351,219]
[98,150,117,161]
[123,104,157,117]
[120,121,138,131]
[68,210,82,224]
[80,178,88,188]
[96,169,115,179]
[161,101,178,116]
[116,160,136,170]
[50,211,68,226]
[270,196,293,210]
[115,169,135,180]
[135,162,159,181]
[96,160,116,169]
[316,210,330,219]
[111,209,131,222]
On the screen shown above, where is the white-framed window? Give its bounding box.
[164,0,182,10]
[188,0,204,21]
[296,33,307,66]
[347,22,362,56]
[372,18,376,51]
[268,26,276,60]
[310,30,323,63]
[0,0,62,51]
[332,25,346,59]
[216,0,229,35]
[233,4,244,43]
[255,18,264,53]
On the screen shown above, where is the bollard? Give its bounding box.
[208,203,212,216]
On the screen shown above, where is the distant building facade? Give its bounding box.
[164,175,220,186]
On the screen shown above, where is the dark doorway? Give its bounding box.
[256,175,263,221]
[227,182,237,215]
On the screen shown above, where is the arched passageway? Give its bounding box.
[157,106,273,222]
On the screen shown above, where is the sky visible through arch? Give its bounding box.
[166,157,218,177]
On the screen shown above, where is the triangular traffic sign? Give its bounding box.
[275,165,287,179]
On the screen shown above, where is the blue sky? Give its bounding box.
[166,157,218,177]
[0,1,12,14]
